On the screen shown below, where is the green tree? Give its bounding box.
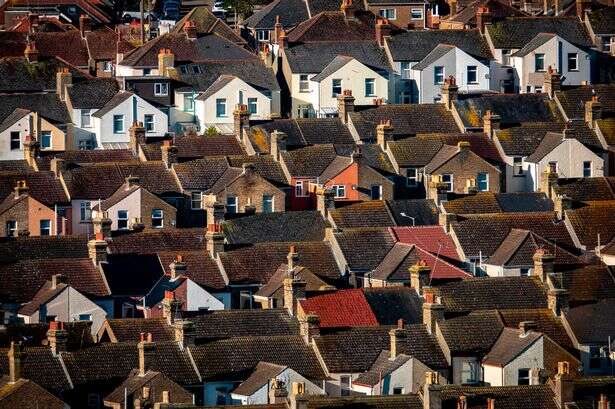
[205,126,219,137]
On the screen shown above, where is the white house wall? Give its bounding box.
[185,279,225,311]
[502,337,544,385]
[0,114,31,161]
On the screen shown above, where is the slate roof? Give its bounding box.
[305,394,423,409]
[433,276,548,313]
[330,201,396,229]
[86,28,134,60]
[449,212,575,258]
[158,250,226,291]
[0,321,94,350]
[387,199,439,226]
[220,241,340,284]
[107,228,207,254]
[438,384,558,409]
[92,90,133,118]
[120,33,256,68]
[486,16,593,49]
[226,155,288,187]
[551,264,615,306]
[144,135,246,162]
[284,41,391,73]
[512,32,556,57]
[173,7,246,45]
[363,287,423,325]
[103,370,192,405]
[300,289,379,328]
[232,362,286,396]
[385,29,493,61]
[565,201,615,248]
[102,318,175,343]
[0,235,88,264]
[287,11,381,43]
[483,327,542,366]
[442,192,554,214]
[255,264,329,298]
[525,132,564,163]
[387,137,444,167]
[244,0,310,29]
[0,377,66,409]
[35,149,135,171]
[18,281,69,316]
[0,56,89,93]
[555,84,615,120]
[250,118,355,150]
[445,0,527,26]
[222,211,328,244]
[0,347,71,393]
[173,60,279,92]
[190,335,326,382]
[438,310,504,354]
[67,78,120,109]
[354,350,412,386]
[587,7,615,35]
[62,162,181,199]
[413,44,456,71]
[311,55,356,82]
[497,308,574,351]
[334,227,397,271]
[563,298,615,344]
[172,156,232,190]
[494,122,563,156]
[552,177,615,202]
[281,144,339,177]
[0,93,70,125]
[350,104,460,141]
[0,171,69,207]
[453,93,558,129]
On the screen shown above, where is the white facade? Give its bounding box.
[483,337,543,386]
[414,47,490,104]
[351,357,432,396]
[195,77,278,131]
[483,264,534,277]
[70,199,96,236]
[493,137,535,192]
[19,286,107,336]
[527,138,604,191]
[0,112,31,161]
[92,93,168,147]
[71,107,98,150]
[184,279,225,311]
[510,35,591,93]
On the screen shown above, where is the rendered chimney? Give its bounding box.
[483,110,501,139]
[543,67,561,99]
[338,90,355,124]
[422,287,444,335]
[441,76,458,110]
[88,232,108,265]
[129,122,146,156]
[8,342,24,384]
[532,248,555,282]
[585,95,602,126]
[476,6,492,34]
[169,255,187,280]
[341,0,357,20]
[162,291,181,325]
[206,223,225,257]
[270,130,288,162]
[47,321,68,355]
[79,14,91,38]
[173,319,195,349]
[14,180,29,199]
[409,261,430,295]
[287,245,300,271]
[56,68,72,102]
[51,274,65,290]
[24,41,38,63]
[376,119,394,149]
[554,361,573,408]
[299,314,320,344]
[92,211,112,240]
[283,275,306,316]
[316,187,336,218]
[233,104,250,142]
[204,196,226,225]
[161,138,178,169]
[138,332,155,377]
[157,48,175,77]
[389,319,407,359]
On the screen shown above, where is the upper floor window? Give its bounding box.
[502,49,512,66]
[191,192,202,210]
[467,65,478,84]
[80,202,91,221]
[365,78,375,97]
[332,79,342,97]
[248,97,258,115]
[602,36,612,52]
[567,53,578,71]
[461,361,479,384]
[216,98,227,117]
[144,114,155,132]
[117,210,129,230]
[406,168,418,187]
[257,30,270,42]
[192,65,202,74]
[583,161,592,177]
[434,66,445,84]
[10,132,20,150]
[6,220,16,237]
[332,184,346,198]
[371,185,383,200]
[513,157,524,176]
[151,209,164,228]
[113,115,125,133]
[299,74,310,92]
[184,93,195,111]
[400,62,411,79]
[379,8,396,19]
[81,109,92,128]
[226,196,238,214]
[154,83,169,96]
[40,131,52,149]
[40,219,51,236]
[295,180,308,197]
[143,68,152,76]
[262,195,274,213]
[534,53,545,72]
[441,173,453,192]
[103,61,113,72]
[518,368,530,385]
[477,172,488,191]
[411,8,424,19]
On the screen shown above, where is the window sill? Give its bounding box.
[512,174,526,178]
[568,69,579,72]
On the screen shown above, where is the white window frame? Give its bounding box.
[113,114,125,134]
[467,65,478,84]
[332,185,346,198]
[10,131,20,150]
[567,53,578,72]
[191,192,202,210]
[379,8,396,19]
[80,201,91,222]
[295,180,308,197]
[262,194,274,213]
[40,131,52,149]
[184,93,195,112]
[154,82,169,96]
[477,172,489,191]
[583,161,592,177]
[151,209,164,228]
[434,66,445,85]
[534,53,545,72]
[144,114,155,132]
[299,74,310,92]
[411,8,424,19]
[40,219,51,236]
[226,196,238,214]
[257,30,270,42]
[6,220,17,237]
[216,98,227,118]
[406,167,418,187]
[370,185,383,200]
[400,62,411,79]
[513,157,524,176]
[365,78,375,97]
[332,79,342,97]
[117,210,129,230]
[441,174,453,192]
[461,360,478,384]
[248,97,258,115]
[81,109,92,128]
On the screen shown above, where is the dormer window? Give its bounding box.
[154,83,168,96]
[534,53,545,72]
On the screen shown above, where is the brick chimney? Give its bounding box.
[439,212,457,233]
[278,30,288,49]
[465,178,478,195]
[599,394,610,409]
[483,110,501,139]
[270,130,287,162]
[56,68,72,102]
[138,333,155,377]
[423,372,442,409]
[299,314,320,344]
[441,76,458,110]
[341,0,357,20]
[576,0,591,18]
[316,186,336,218]
[376,119,394,149]
[287,245,300,270]
[389,319,406,358]
[532,248,555,283]
[13,180,29,199]
[529,367,542,385]
[410,261,430,295]
[269,379,289,404]
[289,382,308,409]
[427,176,449,205]
[543,67,561,99]
[283,275,306,316]
[51,274,65,290]
[585,95,602,126]
[206,223,225,257]
[540,163,558,198]
[548,288,569,316]
[79,14,91,38]
[423,288,444,334]
[476,6,492,34]
[518,320,537,336]
[204,196,225,225]
[338,90,355,124]
[129,122,146,156]
[174,319,195,349]
[23,135,39,167]
[8,342,24,384]
[169,255,187,280]
[92,211,112,240]
[375,18,392,47]
[554,361,573,408]
[486,398,495,409]
[233,104,250,142]
[24,41,38,63]
[554,194,573,220]
[158,48,175,77]
[161,139,178,169]
[50,158,66,179]
[88,232,108,265]
[162,291,181,325]
[28,13,39,34]
[47,321,68,355]
[184,20,197,39]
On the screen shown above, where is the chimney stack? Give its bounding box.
[8,342,24,384]
[283,275,306,316]
[88,232,108,265]
[376,120,394,149]
[162,291,181,325]
[174,319,195,349]
[423,372,442,409]
[576,0,591,18]
[299,314,320,344]
[554,361,573,408]
[56,68,72,102]
[375,18,392,47]
[518,320,537,336]
[428,175,449,205]
[278,30,288,49]
[129,122,146,156]
[316,187,336,218]
[483,110,501,139]
[548,288,569,316]
[423,288,444,335]
[274,15,283,44]
[540,163,558,198]
[337,90,355,124]
[184,20,197,39]
[543,67,562,99]
[585,95,602,127]
[79,14,91,38]
[441,76,458,110]
[486,398,495,409]
[410,261,430,295]
[532,248,555,283]
[50,158,66,179]
[51,274,65,290]
[599,394,609,409]
[389,319,406,358]
[47,321,68,355]
[269,379,289,404]
[206,223,225,258]
[158,48,175,77]
[169,255,187,280]
[24,41,38,63]
[233,104,250,142]
[92,211,113,239]
[287,245,300,271]
[341,0,357,20]
[270,130,287,162]
[138,333,155,377]
[439,212,457,233]
[529,367,542,385]
[13,180,29,199]
[23,135,40,167]
[204,195,225,225]
[161,139,178,169]
[476,6,492,34]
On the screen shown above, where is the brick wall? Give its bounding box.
[430,149,502,194]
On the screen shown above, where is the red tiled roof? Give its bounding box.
[299,289,379,328]
[391,226,461,262]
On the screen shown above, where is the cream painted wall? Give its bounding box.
[0,114,30,161]
[103,189,142,231]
